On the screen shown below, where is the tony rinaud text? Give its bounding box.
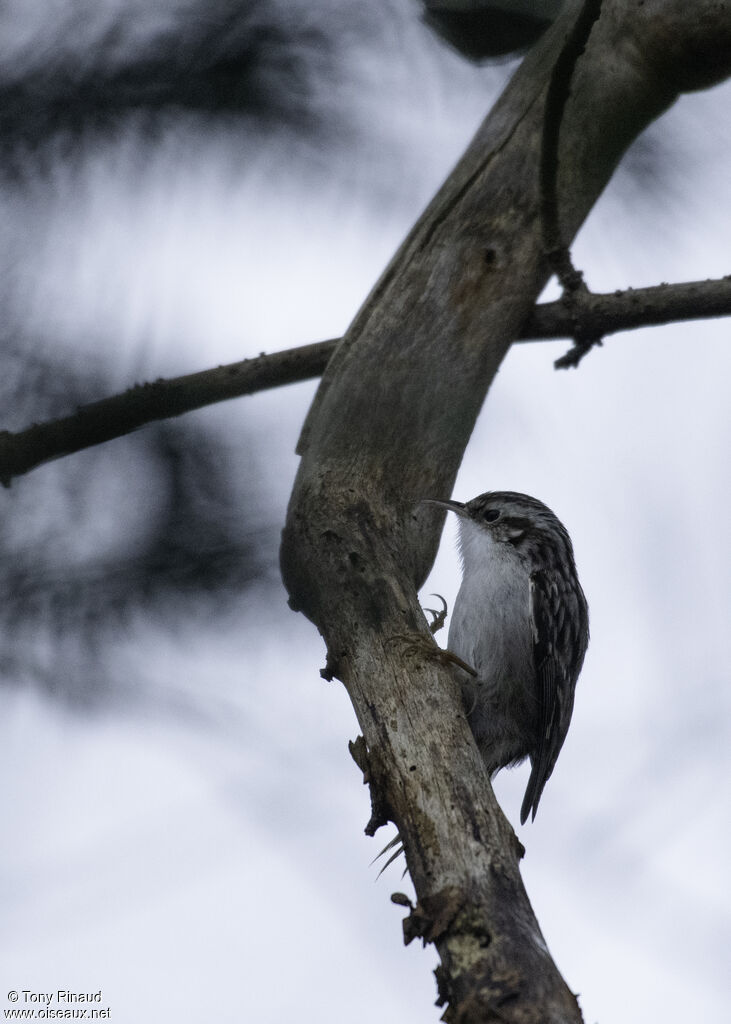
[16,994,102,1005]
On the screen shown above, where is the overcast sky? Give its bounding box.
[0,3,729,1022]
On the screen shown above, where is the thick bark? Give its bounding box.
[280,2,731,1021]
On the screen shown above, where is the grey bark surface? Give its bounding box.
[281,2,731,1021]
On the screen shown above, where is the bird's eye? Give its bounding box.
[483,509,501,523]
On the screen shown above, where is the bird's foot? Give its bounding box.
[435,646,477,677]
[423,593,448,635]
[387,632,477,677]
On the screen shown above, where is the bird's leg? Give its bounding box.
[423,594,477,674]
[387,598,477,678]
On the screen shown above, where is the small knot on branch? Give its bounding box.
[554,335,603,370]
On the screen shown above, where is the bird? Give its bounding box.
[375,490,589,874]
[425,490,589,825]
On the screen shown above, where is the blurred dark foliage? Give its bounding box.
[420,0,564,60]
[0,0,351,699]
[0,0,344,175]
[0,0,669,704]
[0,343,278,701]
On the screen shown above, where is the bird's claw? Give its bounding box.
[387,630,477,677]
[423,592,448,634]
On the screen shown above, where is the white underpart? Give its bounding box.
[448,516,536,769]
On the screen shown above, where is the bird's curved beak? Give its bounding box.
[420,498,468,517]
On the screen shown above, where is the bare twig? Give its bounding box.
[1,276,729,486]
[540,0,604,367]
[537,277,731,366]
[0,339,336,487]
[540,0,604,287]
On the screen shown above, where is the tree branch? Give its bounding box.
[0,340,335,487]
[279,1,731,1020]
[534,276,731,366]
[540,0,603,291]
[2,276,729,486]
